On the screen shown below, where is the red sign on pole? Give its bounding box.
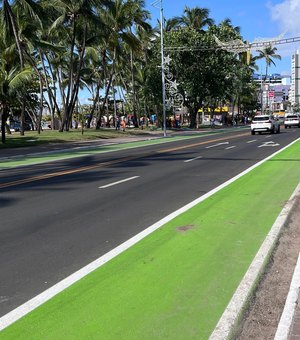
[269,91,275,98]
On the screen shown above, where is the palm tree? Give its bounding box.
[177,6,214,31]
[91,0,150,128]
[255,46,281,81]
[46,0,109,131]
[126,0,151,126]
[255,46,281,111]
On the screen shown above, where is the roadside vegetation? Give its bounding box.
[0,1,281,144]
[0,126,160,148]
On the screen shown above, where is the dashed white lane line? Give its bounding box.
[99,176,140,189]
[247,140,257,143]
[184,156,203,163]
[206,142,229,149]
[225,146,236,150]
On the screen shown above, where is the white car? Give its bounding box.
[284,114,300,128]
[250,115,280,135]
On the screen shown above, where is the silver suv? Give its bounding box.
[284,114,300,128]
[250,115,280,135]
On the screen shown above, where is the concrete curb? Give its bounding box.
[274,252,300,340]
[209,182,300,340]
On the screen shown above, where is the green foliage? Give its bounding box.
[0,1,268,134]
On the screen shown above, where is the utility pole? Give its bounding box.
[152,0,167,137]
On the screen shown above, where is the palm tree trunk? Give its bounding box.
[96,49,117,128]
[60,17,77,132]
[87,50,107,128]
[67,25,87,129]
[3,0,24,68]
[44,52,62,124]
[1,104,10,144]
[130,49,138,127]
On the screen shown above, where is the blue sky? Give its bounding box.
[146,0,300,75]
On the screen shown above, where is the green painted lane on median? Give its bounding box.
[2,141,300,340]
[0,134,200,169]
[0,128,246,169]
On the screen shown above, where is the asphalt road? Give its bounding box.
[1,127,300,317]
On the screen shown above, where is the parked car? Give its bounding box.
[284,114,300,128]
[250,114,280,135]
[9,121,20,132]
[41,122,52,130]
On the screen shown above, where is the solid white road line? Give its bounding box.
[184,156,203,163]
[99,176,140,189]
[1,138,299,332]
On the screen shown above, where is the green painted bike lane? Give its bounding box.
[1,136,300,339]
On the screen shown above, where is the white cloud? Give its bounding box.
[269,0,300,36]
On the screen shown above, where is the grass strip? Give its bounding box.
[1,142,300,340]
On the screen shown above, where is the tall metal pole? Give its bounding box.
[160,0,167,137]
[260,68,263,113]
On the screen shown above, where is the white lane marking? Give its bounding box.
[258,141,280,148]
[99,176,140,189]
[1,137,299,332]
[265,135,272,138]
[247,140,257,143]
[184,156,203,163]
[206,142,229,149]
[225,146,236,150]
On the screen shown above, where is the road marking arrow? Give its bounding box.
[258,141,280,148]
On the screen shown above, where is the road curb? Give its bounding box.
[274,251,300,339]
[209,182,300,339]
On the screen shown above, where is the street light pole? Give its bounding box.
[152,0,167,137]
[260,68,263,113]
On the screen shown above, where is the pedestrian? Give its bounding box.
[116,116,120,130]
[121,119,126,132]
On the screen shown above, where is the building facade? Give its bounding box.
[291,50,300,105]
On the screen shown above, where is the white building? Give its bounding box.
[291,50,300,105]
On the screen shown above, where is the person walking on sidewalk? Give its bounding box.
[121,119,126,132]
